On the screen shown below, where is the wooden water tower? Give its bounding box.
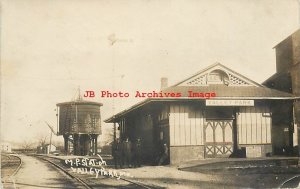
[57,98,102,156]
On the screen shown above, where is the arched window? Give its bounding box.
[207,70,229,85]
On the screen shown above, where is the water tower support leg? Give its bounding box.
[95,135,98,154]
[63,134,69,155]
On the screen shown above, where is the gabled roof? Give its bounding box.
[174,62,263,87]
[273,29,300,48]
[105,63,296,123]
[262,70,291,85]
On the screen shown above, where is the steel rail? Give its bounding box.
[33,155,93,189]
[34,154,155,189]
[10,154,22,177]
[1,154,22,177]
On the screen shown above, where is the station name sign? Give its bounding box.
[206,99,254,106]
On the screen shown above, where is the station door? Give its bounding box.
[204,120,233,158]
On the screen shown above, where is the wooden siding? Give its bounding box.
[169,104,204,146]
[238,106,271,144]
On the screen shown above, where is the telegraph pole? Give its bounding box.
[108,34,129,142]
[108,34,117,142]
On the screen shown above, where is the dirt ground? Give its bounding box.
[117,164,300,188]
[43,155,300,188]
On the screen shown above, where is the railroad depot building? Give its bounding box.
[105,63,298,164]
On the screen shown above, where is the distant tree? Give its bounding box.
[37,134,48,148]
[21,140,34,153]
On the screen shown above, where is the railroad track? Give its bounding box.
[32,155,92,189]
[1,154,22,177]
[33,155,157,189]
[1,154,11,168]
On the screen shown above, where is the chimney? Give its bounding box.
[161,77,168,90]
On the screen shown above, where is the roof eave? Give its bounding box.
[273,29,300,48]
[104,99,151,123]
[104,96,298,123]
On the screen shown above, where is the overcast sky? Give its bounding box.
[1,0,299,146]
